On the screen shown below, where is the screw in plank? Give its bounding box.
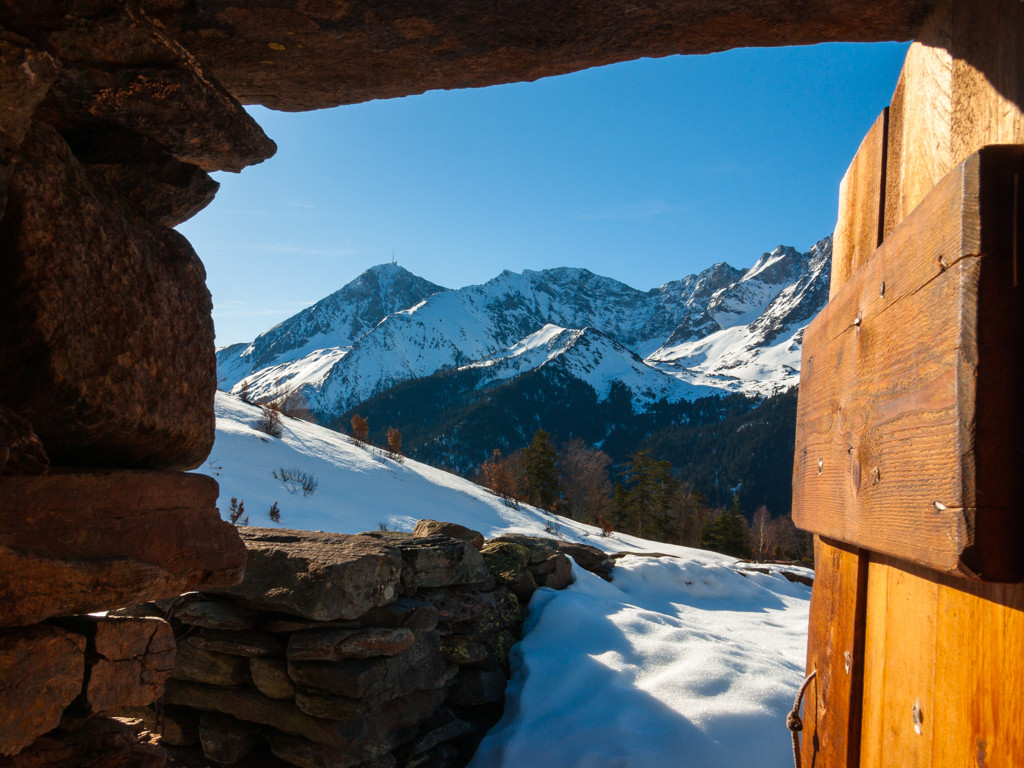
[844,650,852,674]
[879,281,886,297]
[817,458,823,475]
[854,313,862,331]
[871,467,880,485]
[934,501,948,512]
[912,699,924,735]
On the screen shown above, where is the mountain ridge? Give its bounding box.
[217,237,832,423]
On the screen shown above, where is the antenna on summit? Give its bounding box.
[392,251,397,266]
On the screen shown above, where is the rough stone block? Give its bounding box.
[412,520,484,551]
[0,470,245,626]
[446,667,507,707]
[0,626,84,757]
[172,643,251,687]
[250,658,295,700]
[187,628,283,658]
[269,690,443,768]
[287,628,414,662]
[170,597,257,631]
[199,712,259,765]
[0,31,58,149]
[530,553,573,590]
[71,616,176,715]
[439,637,488,667]
[0,121,216,470]
[288,633,446,704]
[36,5,275,173]
[390,533,491,589]
[356,599,438,633]
[163,681,366,747]
[214,529,404,622]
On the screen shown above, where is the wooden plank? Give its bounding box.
[799,536,868,768]
[859,558,937,768]
[793,146,1024,580]
[884,0,1024,238]
[860,555,1024,766]
[831,109,888,300]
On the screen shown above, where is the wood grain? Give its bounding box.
[885,0,1024,237]
[860,555,1024,767]
[831,110,888,299]
[794,147,1024,580]
[800,537,868,768]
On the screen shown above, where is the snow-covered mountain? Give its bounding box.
[217,237,832,419]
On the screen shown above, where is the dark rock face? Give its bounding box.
[0,626,85,757]
[0,405,48,476]
[0,122,217,470]
[143,0,934,111]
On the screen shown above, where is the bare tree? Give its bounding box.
[557,438,612,522]
[750,505,777,562]
[256,402,284,438]
[386,427,403,460]
[278,389,314,422]
[480,449,525,508]
[350,413,369,444]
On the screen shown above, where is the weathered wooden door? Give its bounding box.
[792,0,1024,765]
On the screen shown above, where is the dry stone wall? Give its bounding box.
[122,524,613,768]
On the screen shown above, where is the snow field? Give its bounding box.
[200,392,811,767]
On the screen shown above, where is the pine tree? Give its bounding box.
[521,429,560,511]
[700,496,752,558]
[615,451,679,538]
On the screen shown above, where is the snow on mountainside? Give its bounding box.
[218,263,446,389]
[198,392,811,768]
[217,237,832,418]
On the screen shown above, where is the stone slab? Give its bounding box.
[0,470,245,626]
[287,628,414,662]
[213,528,404,622]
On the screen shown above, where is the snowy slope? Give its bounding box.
[197,392,811,768]
[217,237,831,419]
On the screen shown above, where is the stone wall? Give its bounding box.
[119,523,613,768]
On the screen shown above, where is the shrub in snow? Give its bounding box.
[273,467,319,496]
[256,402,283,438]
[228,497,248,526]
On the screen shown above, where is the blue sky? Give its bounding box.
[179,42,909,346]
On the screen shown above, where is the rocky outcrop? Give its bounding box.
[128,524,601,768]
